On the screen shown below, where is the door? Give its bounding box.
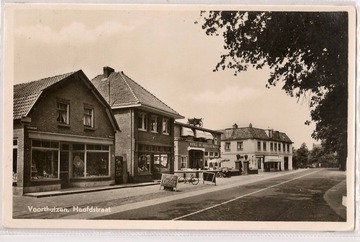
[60,150,70,188]
[284,157,289,170]
[115,156,123,184]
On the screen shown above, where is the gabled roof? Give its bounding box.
[219,126,292,143]
[13,70,120,131]
[14,72,75,120]
[91,70,183,119]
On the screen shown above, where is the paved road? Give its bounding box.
[97,169,346,221]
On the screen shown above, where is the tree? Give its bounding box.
[293,143,310,169]
[309,144,338,168]
[199,11,348,170]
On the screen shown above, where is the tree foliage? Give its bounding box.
[199,11,348,170]
[293,143,310,169]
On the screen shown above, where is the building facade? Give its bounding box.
[91,67,183,182]
[13,70,119,195]
[220,124,293,172]
[174,122,222,171]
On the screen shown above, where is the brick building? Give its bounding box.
[219,123,293,173]
[174,122,222,170]
[91,67,183,182]
[13,70,119,195]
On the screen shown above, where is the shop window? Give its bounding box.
[180,157,187,169]
[225,142,231,151]
[138,154,151,174]
[72,152,85,177]
[237,141,243,151]
[57,102,69,124]
[257,141,261,151]
[154,154,170,173]
[138,112,147,131]
[263,142,267,151]
[87,152,109,176]
[31,150,59,180]
[73,144,85,150]
[72,144,110,178]
[150,115,158,133]
[83,107,94,128]
[162,118,170,135]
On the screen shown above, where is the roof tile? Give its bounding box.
[91,71,182,118]
[13,72,75,120]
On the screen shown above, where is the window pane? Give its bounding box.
[57,103,68,124]
[87,152,109,176]
[72,152,85,177]
[138,154,151,174]
[32,140,41,147]
[84,108,93,127]
[73,144,85,150]
[150,116,157,132]
[31,150,58,179]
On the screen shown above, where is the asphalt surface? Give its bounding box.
[96,169,346,221]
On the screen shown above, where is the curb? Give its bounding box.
[24,181,161,198]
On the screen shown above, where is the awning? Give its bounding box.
[195,130,214,140]
[187,147,205,151]
[181,127,194,137]
[264,156,283,163]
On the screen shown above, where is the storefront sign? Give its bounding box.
[189,142,218,149]
[160,174,178,191]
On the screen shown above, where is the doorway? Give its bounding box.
[189,150,204,169]
[60,147,70,188]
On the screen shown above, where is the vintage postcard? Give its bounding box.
[2,3,356,231]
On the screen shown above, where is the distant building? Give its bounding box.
[173,121,222,170]
[91,67,183,182]
[219,123,293,173]
[13,70,119,195]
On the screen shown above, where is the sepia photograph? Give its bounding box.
[2,3,356,231]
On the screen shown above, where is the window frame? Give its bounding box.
[138,112,148,131]
[225,142,231,151]
[237,141,243,151]
[83,106,94,128]
[150,115,158,133]
[57,102,70,125]
[162,118,170,135]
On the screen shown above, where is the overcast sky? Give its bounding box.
[9,4,319,149]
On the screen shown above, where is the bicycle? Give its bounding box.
[178,174,199,185]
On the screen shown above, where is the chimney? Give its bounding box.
[233,123,238,129]
[249,123,252,128]
[103,66,115,78]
